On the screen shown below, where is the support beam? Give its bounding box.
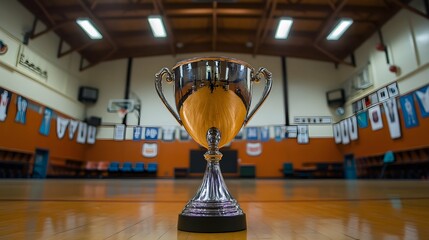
[390,0,429,19]
[313,44,355,67]
[58,40,96,58]
[253,0,275,55]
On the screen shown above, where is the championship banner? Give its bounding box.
[415,85,429,118]
[340,120,349,144]
[144,127,159,140]
[260,126,270,142]
[39,107,53,136]
[285,126,297,138]
[383,98,401,139]
[68,120,79,140]
[357,111,368,128]
[87,125,96,144]
[142,143,158,158]
[274,126,285,142]
[333,123,342,144]
[234,129,244,141]
[114,124,125,140]
[0,88,12,122]
[15,95,28,124]
[179,128,190,141]
[348,116,358,141]
[246,127,259,141]
[56,116,70,139]
[368,105,383,131]
[297,125,309,144]
[400,94,419,128]
[246,142,262,156]
[162,126,176,141]
[76,122,87,144]
[133,126,143,141]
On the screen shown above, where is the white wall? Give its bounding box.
[0,0,88,119]
[337,0,429,118]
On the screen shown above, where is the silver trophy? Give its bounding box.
[155,57,272,232]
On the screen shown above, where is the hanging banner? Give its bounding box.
[274,126,284,142]
[246,127,259,141]
[0,88,12,122]
[333,123,342,144]
[114,124,126,140]
[133,126,143,141]
[234,129,244,141]
[246,142,262,156]
[415,85,429,118]
[87,125,97,144]
[144,127,159,140]
[348,116,358,141]
[368,105,383,131]
[162,126,176,141]
[15,95,28,124]
[76,122,87,144]
[340,120,350,144]
[142,143,158,158]
[297,125,309,144]
[357,111,368,128]
[56,116,70,139]
[260,126,270,142]
[68,120,79,140]
[179,128,190,141]
[39,107,53,136]
[399,94,419,128]
[383,98,401,139]
[286,126,297,138]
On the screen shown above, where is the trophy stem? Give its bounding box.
[178,128,246,233]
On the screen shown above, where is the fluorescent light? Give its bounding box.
[148,16,167,38]
[76,18,103,40]
[327,18,353,40]
[275,18,293,39]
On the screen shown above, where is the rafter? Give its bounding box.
[212,1,217,51]
[152,0,176,55]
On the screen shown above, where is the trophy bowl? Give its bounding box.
[155,56,272,233]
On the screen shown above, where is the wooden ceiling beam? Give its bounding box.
[212,1,217,51]
[389,0,429,20]
[253,0,274,55]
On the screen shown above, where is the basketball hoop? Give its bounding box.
[117,108,129,119]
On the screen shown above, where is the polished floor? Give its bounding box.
[0,179,428,239]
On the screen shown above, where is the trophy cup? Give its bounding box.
[155,57,272,233]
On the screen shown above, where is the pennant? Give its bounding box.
[56,116,70,139]
[39,107,53,136]
[333,123,342,144]
[142,143,158,158]
[246,127,259,141]
[76,122,87,144]
[357,111,368,128]
[68,120,79,140]
[162,126,176,141]
[260,126,270,142]
[87,125,97,144]
[114,124,126,140]
[348,116,358,141]
[399,94,419,128]
[144,127,159,140]
[246,142,262,156]
[133,126,143,141]
[383,98,401,139]
[15,95,28,124]
[0,88,12,122]
[415,85,429,118]
[368,105,383,131]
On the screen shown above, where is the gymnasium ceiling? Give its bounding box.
[18,0,417,70]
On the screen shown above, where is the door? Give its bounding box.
[344,154,357,179]
[33,149,49,178]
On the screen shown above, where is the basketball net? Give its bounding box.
[117,108,129,119]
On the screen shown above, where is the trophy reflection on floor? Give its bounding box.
[155,57,272,233]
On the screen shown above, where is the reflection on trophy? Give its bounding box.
[155,57,272,233]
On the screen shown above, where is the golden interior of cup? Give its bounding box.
[179,87,247,149]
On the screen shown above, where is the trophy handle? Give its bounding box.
[244,67,273,125]
[155,67,183,125]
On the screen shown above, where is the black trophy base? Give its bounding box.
[178,214,246,233]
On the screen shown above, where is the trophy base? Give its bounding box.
[178,214,246,233]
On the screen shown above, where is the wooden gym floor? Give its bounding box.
[0,179,428,240]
